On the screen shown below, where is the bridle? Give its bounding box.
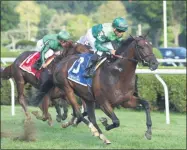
[114,36,155,65]
[134,38,155,65]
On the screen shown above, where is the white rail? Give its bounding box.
[1,58,186,63]
[136,69,186,124]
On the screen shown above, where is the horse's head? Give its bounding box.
[117,34,159,71]
[132,35,158,70]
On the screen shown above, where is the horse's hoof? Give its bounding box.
[145,131,152,140]
[104,140,111,145]
[61,122,69,128]
[31,111,39,116]
[61,115,67,120]
[99,117,108,127]
[56,115,61,122]
[48,121,53,127]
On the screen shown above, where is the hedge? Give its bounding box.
[153,47,163,59]
[1,46,23,57]
[0,74,186,113]
[137,74,186,112]
[0,80,32,105]
[15,40,36,48]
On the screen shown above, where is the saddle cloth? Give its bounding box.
[68,53,93,87]
[68,53,107,87]
[19,52,42,79]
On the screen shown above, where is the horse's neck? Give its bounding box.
[100,45,137,90]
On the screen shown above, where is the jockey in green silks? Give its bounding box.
[32,30,71,104]
[34,30,71,70]
[77,17,128,78]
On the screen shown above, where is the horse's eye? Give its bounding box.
[137,45,144,49]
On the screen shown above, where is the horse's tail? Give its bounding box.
[0,65,13,80]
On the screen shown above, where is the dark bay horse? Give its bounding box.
[42,35,159,144]
[0,43,89,125]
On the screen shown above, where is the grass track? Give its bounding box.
[1,106,186,149]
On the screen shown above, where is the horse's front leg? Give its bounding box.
[85,100,111,144]
[99,102,120,131]
[120,96,152,140]
[138,98,152,140]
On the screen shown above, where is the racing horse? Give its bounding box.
[39,35,159,143]
[0,43,89,125]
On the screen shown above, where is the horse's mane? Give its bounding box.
[115,37,134,55]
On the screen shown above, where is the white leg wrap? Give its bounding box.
[88,122,99,137]
[99,134,111,144]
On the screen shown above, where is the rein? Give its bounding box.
[113,54,138,63]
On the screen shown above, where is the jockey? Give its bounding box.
[77,17,128,78]
[33,30,71,103]
[34,30,71,70]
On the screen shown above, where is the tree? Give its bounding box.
[1,1,20,31]
[130,1,166,47]
[91,1,129,23]
[66,14,94,40]
[15,1,41,40]
[36,4,56,39]
[167,1,186,46]
[47,11,75,34]
[36,1,104,14]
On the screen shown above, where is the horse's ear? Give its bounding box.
[144,30,150,38]
[129,34,135,40]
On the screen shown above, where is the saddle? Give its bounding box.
[19,52,55,79]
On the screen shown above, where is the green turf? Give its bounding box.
[1,106,186,149]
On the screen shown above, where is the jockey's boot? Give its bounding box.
[83,54,99,78]
[32,59,42,70]
[83,61,95,78]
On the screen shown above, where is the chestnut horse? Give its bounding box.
[40,35,158,144]
[0,43,89,125]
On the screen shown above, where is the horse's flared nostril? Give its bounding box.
[149,61,159,71]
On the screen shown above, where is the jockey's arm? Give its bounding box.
[94,39,112,53]
[41,43,51,64]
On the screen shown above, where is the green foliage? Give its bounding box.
[156,75,186,112]
[36,1,104,15]
[1,47,23,57]
[130,1,163,29]
[1,1,20,31]
[1,46,9,52]
[138,74,186,112]
[153,48,163,59]
[91,1,128,24]
[0,80,12,105]
[159,26,175,46]
[15,1,41,38]
[36,4,56,39]
[66,14,94,40]
[15,40,36,48]
[0,80,34,105]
